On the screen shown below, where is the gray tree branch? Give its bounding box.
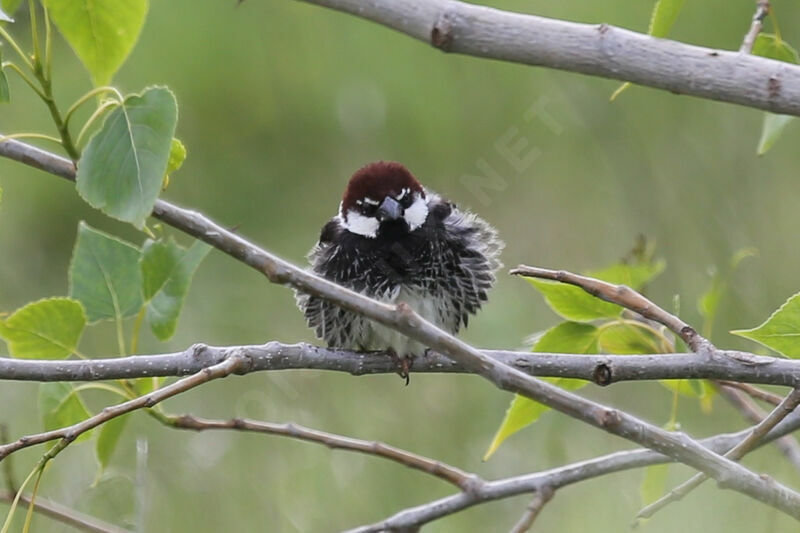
[1,342,798,387]
[348,410,800,532]
[297,0,800,116]
[2,138,800,518]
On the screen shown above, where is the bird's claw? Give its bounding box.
[388,350,413,386]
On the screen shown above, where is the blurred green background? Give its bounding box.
[2,0,800,531]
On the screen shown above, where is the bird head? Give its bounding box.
[340,161,429,238]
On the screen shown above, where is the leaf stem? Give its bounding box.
[26,0,41,78]
[64,86,124,129]
[130,307,146,355]
[75,100,118,147]
[20,464,44,533]
[0,26,33,70]
[43,6,52,83]
[769,7,782,42]
[1,62,45,99]
[114,314,126,358]
[38,76,80,160]
[0,462,38,533]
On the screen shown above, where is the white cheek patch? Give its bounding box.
[404,194,429,231]
[343,209,379,238]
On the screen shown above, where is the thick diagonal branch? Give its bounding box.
[637,388,800,520]
[2,138,800,518]
[348,411,800,532]
[297,0,800,116]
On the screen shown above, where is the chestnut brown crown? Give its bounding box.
[341,161,425,214]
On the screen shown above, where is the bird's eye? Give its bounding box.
[361,202,378,217]
[398,192,414,209]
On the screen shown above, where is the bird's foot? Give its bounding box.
[388,350,413,386]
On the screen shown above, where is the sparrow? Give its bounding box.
[296,161,503,382]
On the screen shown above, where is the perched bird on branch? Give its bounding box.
[296,161,503,381]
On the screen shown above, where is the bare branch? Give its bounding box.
[3,139,800,518]
[509,488,553,533]
[740,1,770,54]
[637,388,800,521]
[165,414,480,490]
[2,343,799,387]
[0,425,16,493]
[0,489,130,533]
[719,381,783,407]
[297,0,800,116]
[347,411,800,532]
[0,353,250,460]
[511,265,706,350]
[716,385,800,472]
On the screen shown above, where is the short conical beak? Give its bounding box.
[377,196,403,222]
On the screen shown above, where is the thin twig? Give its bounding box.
[0,353,250,460]
[511,265,706,350]
[740,1,770,53]
[0,426,15,492]
[512,264,800,474]
[719,381,783,406]
[509,488,554,533]
[716,386,800,473]
[347,410,800,532]
[0,490,130,533]
[3,140,800,519]
[636,388,800,521]
[165,414,480,490]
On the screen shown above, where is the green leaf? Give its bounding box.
[598,323,662,354]
[641,464,669,506]
[484,323,599,460]
[484,395,550,461]
[524,259,664,322]
[0,0,21,17]
[0,298,86,359]
[587,259,665,290]
[164,138,187,188]
[752,34,800,63]
[76,86,178,228]
[69,222,143,323]
[732,292,800,357]
[0,46,9,103]
[39,383,93,444]
[648,0,687,38]
[43,0,148,86]
[757,114,794,156]
[527,279,623,322]
[536,321,599,353]
[140,238,210,340]
[95,414,130,478]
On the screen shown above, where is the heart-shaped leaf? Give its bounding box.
[77,86,178,227]
[69,222,143,323]
[0,298,86,359]
[43,0,148,85]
